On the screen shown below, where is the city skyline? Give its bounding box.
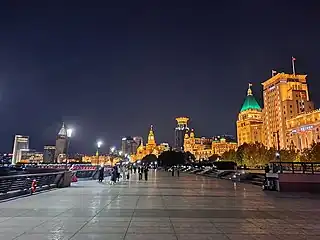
[0,2,319,153]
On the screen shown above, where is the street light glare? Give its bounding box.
[67,128,73,138]
[97,140,103,148]
[110,146,116,152]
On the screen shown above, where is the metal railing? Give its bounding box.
[0,171,65,200]
[270,162,320,174]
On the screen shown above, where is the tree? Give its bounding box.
[235,142,273,167]
[141,154,157,164]
[158,151,185,167]
[221,149,236,162]
[301,142,320,162]
[235,143,249,166]
[184,151,195,164]
[279,149,298,162]
[208,154,220,162]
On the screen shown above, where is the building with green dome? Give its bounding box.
[236,84,264,146]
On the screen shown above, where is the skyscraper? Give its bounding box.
[174,117,189,151]
[121,136,138,155]
[12,135,29,164]
[237,84,264,146]
[43,146,56,163]
[55,123,68,162]
[133,136,143,147]
[262,73,314,149]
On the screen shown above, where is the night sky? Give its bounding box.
[0,1,319,154]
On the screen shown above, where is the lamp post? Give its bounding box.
[66,128,73,169]
[96,140,103,166]
[273,131,280,162]
[110,146,116,154]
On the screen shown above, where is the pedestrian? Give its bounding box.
[127,169,130,180]
[98,165,104,182]
[144,166,148,181]
[138,167,143,180]
[116,166,120,181]
[171,166,175,176]
[177,168,180,177]
[111,167,117,184]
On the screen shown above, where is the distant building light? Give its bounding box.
[122,137,127,141]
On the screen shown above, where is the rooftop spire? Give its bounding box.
[240,84,262,112]
[247,83,253,96]
[58,122,67,136]
[147,124,156,146]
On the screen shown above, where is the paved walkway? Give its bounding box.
[1,171,320,240]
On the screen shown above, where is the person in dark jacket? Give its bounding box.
[98,165,104,182]
[138,167,143,180]
[144,167,149,181]
[111,167,117,184]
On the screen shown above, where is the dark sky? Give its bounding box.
[0,1,319,154]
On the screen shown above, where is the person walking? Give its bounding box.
[138,166,143,180]
[116,166,121,182]
[144,166,149,181]
[171,166,175,177]
[111,167,117,184]
[177,168,180,177]
[98,165,104,182]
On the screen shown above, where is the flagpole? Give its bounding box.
[292,57,296,75]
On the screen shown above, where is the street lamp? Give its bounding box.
[67,128,73,138]
[96,140,103,156]
[66,128,73,169]
[96,140,103,165]
[110,146,116,154]
[119,151,123,156]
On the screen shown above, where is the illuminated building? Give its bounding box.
[121,136,141,155]
[43,146,56,163]
[82,155,120,166]
[133,136,143,146]
[262,73,314,149]
[212,137,237,156]
[184,130,212,160]
[12,135,29,164]
[286,109,320,150]
[19,149,43,164]
[131,125,167,161]
[236,84,264,146]
[55,123,68,163]
[174,117,189,151]
[159,143,170,151]
[184,130,237,160]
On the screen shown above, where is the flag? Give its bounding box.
[292,56,296,61]
[248,83,252,87]
[272,70,277,75]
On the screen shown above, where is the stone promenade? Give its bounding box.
[0,170,320,240]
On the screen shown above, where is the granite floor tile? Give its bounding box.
[71,233,124,240]
[124,233,177,240]
[176,233,230,240]
[15,233,73,240]
[0,171,320,239]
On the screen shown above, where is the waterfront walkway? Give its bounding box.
[1,171,320,240]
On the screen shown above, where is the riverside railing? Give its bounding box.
[0,171,66,200]
[270,161,320,174]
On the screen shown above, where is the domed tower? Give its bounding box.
[146,125,156,152]
[236,83,263,146]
